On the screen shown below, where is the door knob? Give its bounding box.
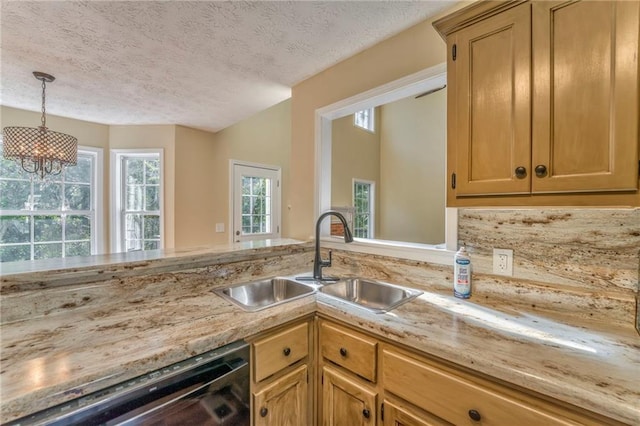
[339,347,348,357]
[260,407,268,417]
[283,347,291,356]
[362,408,370,419]
[514,166,527,179]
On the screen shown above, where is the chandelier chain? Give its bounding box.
[41,78,47,128]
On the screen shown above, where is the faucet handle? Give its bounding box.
[327,250,332,267]
[320,250,332,268]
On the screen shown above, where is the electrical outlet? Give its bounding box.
[493,248,513,276]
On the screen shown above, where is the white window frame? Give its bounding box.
[110,149,164,253]
[229,159,281,243]
[354,107,375,132]
[0,145,104,260]
[352,178,375,239]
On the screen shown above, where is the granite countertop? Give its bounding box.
[1,269,639,424]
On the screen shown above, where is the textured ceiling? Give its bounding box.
[1,1,453,132]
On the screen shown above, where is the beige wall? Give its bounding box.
[379,88,446,244]
[331,109,380,236]
[290,7,457,240]
[210,99,291,244]
[174,125,217,248]
[1,106,111,252]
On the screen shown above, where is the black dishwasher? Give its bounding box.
[8,340,250,426]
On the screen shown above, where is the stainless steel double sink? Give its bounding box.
[214,276,422,313]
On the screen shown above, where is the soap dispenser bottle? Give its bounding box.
[454,246,472,299]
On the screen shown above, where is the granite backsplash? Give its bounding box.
[330,207,639,331]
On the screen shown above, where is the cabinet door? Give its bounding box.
[532,1,639,193]
[452,2,531,196]
[253,364,308,426]
[383,399,452,426]
[382,348,584,426]
[322,365,377,426]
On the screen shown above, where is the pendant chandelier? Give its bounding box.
[2,71,78,179]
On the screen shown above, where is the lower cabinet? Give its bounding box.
[317,317,623,426]
[249,317,313,426]
[322,365,377,425]
[250,316,622,425]
[254,364,308,426]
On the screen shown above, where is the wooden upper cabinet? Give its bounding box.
[531,0,639,193]
[452,2,532,196]
[436,0,640,204]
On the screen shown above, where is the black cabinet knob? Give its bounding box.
[535,164,547,177]
[362,409,370,419]
[260,407,268,417]
[468,409,481,421]
[515,166,527,179]
[339,347,348,357]
[283,347,291,356]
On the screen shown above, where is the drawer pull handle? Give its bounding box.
[260,407,268,417]
[339,347,348,357]
[362,408,370,419]
[468,409,481,421]
[283,347,291,356]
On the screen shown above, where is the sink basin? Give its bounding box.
[214,277,315,311]
[319,278,422,313]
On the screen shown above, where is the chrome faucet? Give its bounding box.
[313,210,354,280]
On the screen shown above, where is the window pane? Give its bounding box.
[126,159,144,184]
[242,177,251,195]
[242,196,250,215]
[144,240,159,250]
[252,217,261,233]
[242,215,251,234]
[0,245,30,262]
[0,216,31,244]
[253,196,263,215]
[145,186,160,211]
[34,243,62,260]
[65,157,91,183]
[34,215,62,242]
[66,215,91,241]
[144,215,160,239]
[0,180,31,209]
[0,156,30,179]
[65,241,91,257]
[65,184,91,210]
[252,178,265,196]
[126,185,143,210]
[125,214,142,240]
[126,240,143,252]
[145,160,160,184]
[34,182,62,210]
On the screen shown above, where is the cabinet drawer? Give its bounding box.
[382,349,581,426]
[320,321,377,382]
[254,322,308,382]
